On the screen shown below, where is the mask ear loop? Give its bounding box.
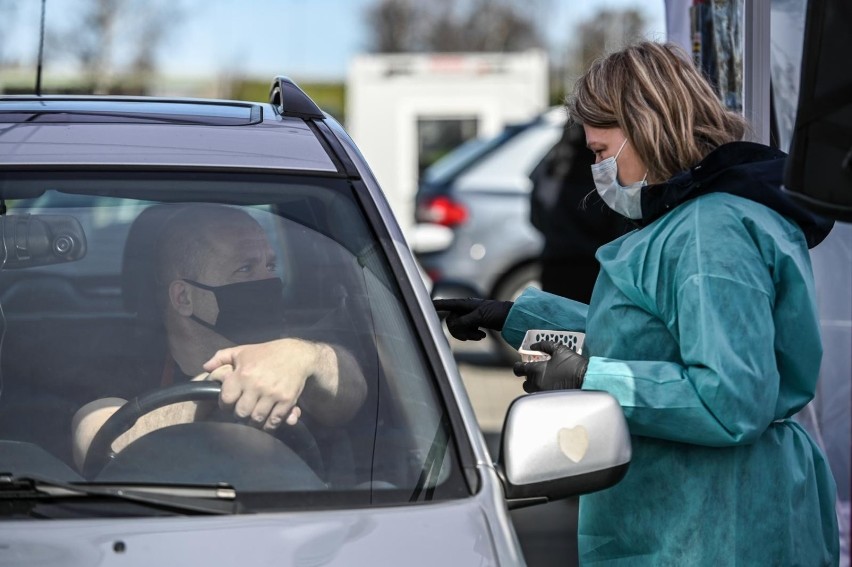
[616,139,649,185]
[181,279,219,330]
[614,139,629,160]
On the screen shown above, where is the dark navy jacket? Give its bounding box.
[640,141,834,248]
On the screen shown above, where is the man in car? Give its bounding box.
[71,204,368,471]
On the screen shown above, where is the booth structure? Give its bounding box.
[346,50,549,234]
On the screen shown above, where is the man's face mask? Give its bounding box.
[183,277,285,345]
[591,138,647,220]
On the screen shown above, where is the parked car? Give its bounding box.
[412,107,567,358]
[0,81,630,565]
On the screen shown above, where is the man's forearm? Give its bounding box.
[72,376,213,471]
[301,343,367,426]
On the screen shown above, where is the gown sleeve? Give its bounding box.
[501,287,589,349]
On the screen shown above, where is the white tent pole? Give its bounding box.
[743,0,771,144]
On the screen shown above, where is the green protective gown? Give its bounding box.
[502,193,839,566]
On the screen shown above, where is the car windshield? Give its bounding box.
[0,171,468,516]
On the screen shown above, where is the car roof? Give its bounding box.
[0,93,339,173]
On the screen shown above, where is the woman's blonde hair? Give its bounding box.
[566,41,748,183]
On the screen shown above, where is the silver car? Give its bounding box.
[0,81,630,566]
[412,108,567,362]
[412,108,567,304]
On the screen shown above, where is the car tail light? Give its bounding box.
[416,196,468,227]
[425,267,442,282]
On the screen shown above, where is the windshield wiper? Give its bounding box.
[0,474,239,515]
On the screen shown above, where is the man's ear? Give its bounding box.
[169,280,193,316]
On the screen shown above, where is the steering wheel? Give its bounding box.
[82,381,321,479]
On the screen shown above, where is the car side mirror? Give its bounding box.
[1,214,87,268]
[497,390,631,509]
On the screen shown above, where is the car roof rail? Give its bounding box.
[0,97,264,126]
[268,77,324,120]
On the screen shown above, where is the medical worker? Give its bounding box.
[435,42,839,565]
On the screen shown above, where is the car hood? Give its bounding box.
[0,498,501,566]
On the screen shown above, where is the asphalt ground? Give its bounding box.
[451,334,580,567]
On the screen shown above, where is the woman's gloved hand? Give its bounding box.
[513,340,588,393]
[432,298,513,341]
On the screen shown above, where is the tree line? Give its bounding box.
[0,0,645,96]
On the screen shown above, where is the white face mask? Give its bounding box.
[590,139,647,220]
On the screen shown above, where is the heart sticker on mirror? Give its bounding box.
[558,426,589,463]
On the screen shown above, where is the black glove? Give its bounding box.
[432,298,513,341]
[513,340,588,393]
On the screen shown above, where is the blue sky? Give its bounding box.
[7,0,667,80]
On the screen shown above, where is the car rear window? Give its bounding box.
[421,123,526,186]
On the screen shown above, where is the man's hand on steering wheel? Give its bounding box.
[202,338,322,431]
